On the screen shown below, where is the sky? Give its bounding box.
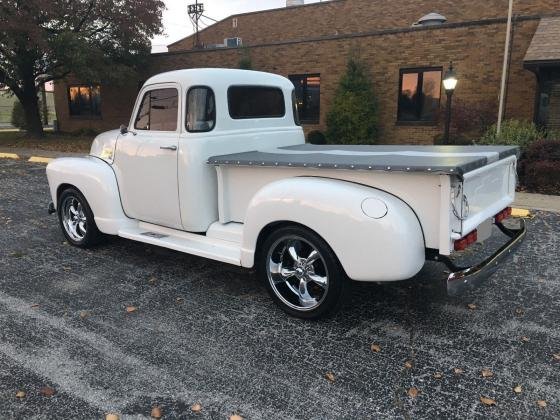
[151,0,323,52]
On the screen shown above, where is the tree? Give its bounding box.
[326,55,379,144]
[0,0,165,138]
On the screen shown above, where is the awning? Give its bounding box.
[524,17,560,67]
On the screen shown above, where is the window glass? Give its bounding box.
[134,88,178,131]
[398,69,442,122]
[186,87,216,132]
[228,86,285,119]
[289,74,320,124]
[292,90,301,126]
[68,85,101,117]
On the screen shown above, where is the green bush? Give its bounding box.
[480,119,545,151]
[11,101,27,130]
[326,56,378,144]
[519,139,560,195]
[307,130,326,145]
[433,133,474,146]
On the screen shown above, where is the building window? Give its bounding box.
[397,68,442,123]
[289,74,320,124]
[186,86,216,132]
[228,86,285,119]
[134,88,178,131]
[232,18,238,28]
[68,85,101,117]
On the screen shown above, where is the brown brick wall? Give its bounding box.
[149,19,539,144]
[168,0,558,52]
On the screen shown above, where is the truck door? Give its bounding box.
[113,83,183,230]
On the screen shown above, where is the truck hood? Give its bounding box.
[90,129,120,164]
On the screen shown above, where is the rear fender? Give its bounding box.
[46,157,130,234]
[241,177,425,281]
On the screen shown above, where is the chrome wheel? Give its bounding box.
[266,235,329,311]
[61,196,87,242]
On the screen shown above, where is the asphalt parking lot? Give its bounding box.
[0,158,558,419]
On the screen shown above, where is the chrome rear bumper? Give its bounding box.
[430,220,527,296]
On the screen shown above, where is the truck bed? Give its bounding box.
[208,144,519,177]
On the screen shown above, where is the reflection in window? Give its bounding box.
[134,88,178,131]
[186,87,216,132]
[398,68,442,122]
[289,74,320,124]
[68,85,101,116]
[228,86,285,119]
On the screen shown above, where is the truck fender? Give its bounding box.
[241,177,425,282]
[46,157,130,235]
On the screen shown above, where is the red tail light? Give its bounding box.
[494,207,512,223]
[454,229,478,251]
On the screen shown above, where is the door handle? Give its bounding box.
[160,145,177,151]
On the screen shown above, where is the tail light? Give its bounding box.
[494,207,512,223]
[454,229,478,251]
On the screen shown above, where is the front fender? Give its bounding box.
[46,156,130,234]
[241,177,425,281]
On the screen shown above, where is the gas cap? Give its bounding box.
[361,197,388,219]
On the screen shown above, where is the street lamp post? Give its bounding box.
[442,62,458,145]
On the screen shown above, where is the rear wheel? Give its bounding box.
[57,187,104,248]
[257,226,346,319]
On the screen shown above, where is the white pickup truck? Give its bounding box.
[46,68,526,318]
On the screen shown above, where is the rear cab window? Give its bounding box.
[228,86,285,119]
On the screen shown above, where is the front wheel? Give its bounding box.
[257,226,346,319]
[57,187,104,248]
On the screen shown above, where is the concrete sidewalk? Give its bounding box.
[1,146,559,213]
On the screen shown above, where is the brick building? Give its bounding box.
[54,0,560,144]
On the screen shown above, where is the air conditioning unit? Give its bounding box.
[224,37,242,48]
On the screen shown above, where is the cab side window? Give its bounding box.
[186,87,216,132]
[134,88,178,131]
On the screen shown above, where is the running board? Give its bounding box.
[118,223,242,266]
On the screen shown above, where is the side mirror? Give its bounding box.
[119,124,128,135]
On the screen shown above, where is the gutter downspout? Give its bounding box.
[497,0,514,135]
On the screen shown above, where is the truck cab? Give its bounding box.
[47,69,526,319]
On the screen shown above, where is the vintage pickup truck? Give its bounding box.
[46,68,526,318]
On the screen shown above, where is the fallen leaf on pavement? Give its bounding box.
[404,360,413,369]
[230,415,243,420]
[126,306,138,313]
[480,396,496,406]
[191,402,202,413]
[325,372,335,383]
[371,343,381,353]
[30,304,39,308]
[40,386,55,397]
[79,311,89,319]
[481,368,494,378]
[433,372,443,379]
[520,336,530,342]
[148,277,157,285]
[537,400,547,408]
[151,405,163,418]
[407,387,419,398]
[553,353,560,361]
[176,297,184,304]
[15,390,26,398]
[513,385,522,394]
[467,303,477,310]
[515,308,524,315]
[105,414,120,420]
[453,368,464,375]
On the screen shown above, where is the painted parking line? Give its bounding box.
[28,156,53,164]
[0,152,20,160]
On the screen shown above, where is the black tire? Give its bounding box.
[57,187,104,248]
[257,225,346,319]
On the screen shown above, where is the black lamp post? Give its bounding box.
[442,62,458,145]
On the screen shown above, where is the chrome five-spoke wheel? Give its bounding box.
[265,231,338,315]
[61,196,88,241]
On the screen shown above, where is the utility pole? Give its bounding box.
[497,0,514,135]
[188,0,204,49]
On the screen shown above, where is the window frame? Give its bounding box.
[289,73,321,125]
[185,85,216,133]
[397,66,442,125]
[67,84,102,119]
[132,85,180,133]
[227,85,286,120]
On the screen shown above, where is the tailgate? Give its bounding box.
[457,155,517,236]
